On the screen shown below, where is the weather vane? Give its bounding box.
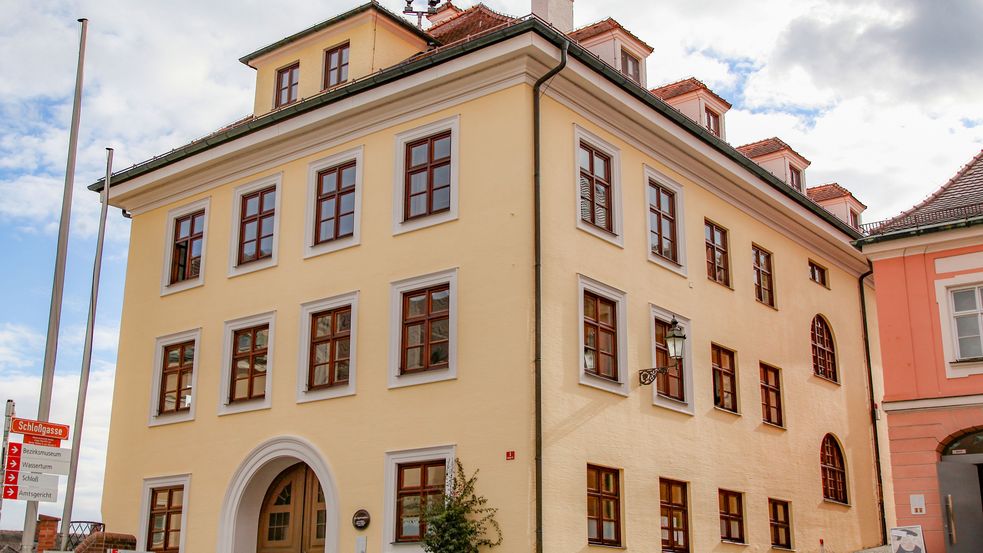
[404,0,440,28]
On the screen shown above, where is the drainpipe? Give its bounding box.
[859,261,887,544]
[533,39,568,553]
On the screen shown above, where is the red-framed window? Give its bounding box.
[752,245,775,307]
[789,166,802,191]
[230,324,269,402]
[314,161,356,244]
[655,318,684,401]
[169,210,204,284]
[620,49,640,83]
[238,186,276,265]
[811,315,837,382]
[323,42,350,89]
[849,209,860,228]
[809,260,828,287]
[275,63,300,107]
[821,434,848,503]
[705,107,721,137]
[309,306,352,389]
[159,341,194,415]
[395,461,445,542]
[718,489,745,543]
[760,363,783,426]
[579,142,614,232]
[705,220,730,285]
[147,486,183,552]
[404,132,452,220]
[587,465,621,546]
[660,478,689,553]
[769,498,792,548]
[400,284,450,374]
[712,345,738,412]
[649,180,678,263]
[584,291,618,381]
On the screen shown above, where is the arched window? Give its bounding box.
[811,315,837,381]
[820,434,848,503]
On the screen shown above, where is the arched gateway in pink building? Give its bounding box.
[860,150,983,553]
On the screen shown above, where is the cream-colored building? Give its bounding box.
[96,2,889,552]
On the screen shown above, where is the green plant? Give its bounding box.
[421,459,503,553]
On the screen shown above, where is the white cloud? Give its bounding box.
[0,323,44,371]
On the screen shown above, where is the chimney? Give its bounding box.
[532,0,574,33]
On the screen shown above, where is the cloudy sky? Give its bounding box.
[2,0,981,530]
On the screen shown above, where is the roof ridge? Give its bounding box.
[887,148,983,223]
[651,76,702,90]
[428,2,514,30]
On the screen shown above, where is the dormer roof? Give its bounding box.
[427,3,515,44]
[736,137,811,167]
[427,2,463,25]
[807,183,867,209]
[650,77,732,109]
[568,18,654,53]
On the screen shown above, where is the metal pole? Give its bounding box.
[58,148,111,551]
[0,400,15,524]
[23,17,88,552]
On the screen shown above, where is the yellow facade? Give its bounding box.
[100,6,885,553]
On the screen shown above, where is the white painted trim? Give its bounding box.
[304,146,364,259]
[392,116,461,235]
[388,268,459,389]
[296,291,359,403]
[138,473,192,553]
[935,272,983,378]
[883,393,983,412]
[643,164,687,277]
[148,328,202,427]
[382,444,456,553]
[217,436,340,553]
[160,197,210,296]
[573,125,624,248]
[578,275,630,396]
[228,173,282,278]
[649,306,694,415]
[218,311,276,415]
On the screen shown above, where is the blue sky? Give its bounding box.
[2,0,982,530]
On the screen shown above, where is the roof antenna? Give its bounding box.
[404,0,440,28]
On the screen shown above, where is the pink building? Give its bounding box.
[860,150,983,553]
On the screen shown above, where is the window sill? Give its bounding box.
[148,410,195,427]
[304,235,359,259]
[653,394,694,416]
[761,421,787,431]
[721,539,748,546]
[713,405,741,417]
[297,384,356,404]
[647,252,687,278]
[580,371,629,397]
[393,211,458,236]
[577,220,624,248]
[218,398,272,416]
[822,498,851,508]
[707,277,734,290]
[587,543,626,549]
[811,374,842,386]
[810,280,831,290]
[228,257,277,279]
[771,546,796,551]
[756,298,779,311]
[160,278,204,297]
[389,366,456,389]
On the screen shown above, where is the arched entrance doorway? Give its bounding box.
[258,463,326,553]
[938,429,983,552]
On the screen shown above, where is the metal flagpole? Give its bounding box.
[0,400,15,524]
[23,17,88,552]
[58,148,112,551]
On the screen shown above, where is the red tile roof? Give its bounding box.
[736,137,811,166]
[650,77,732,109]
[426,3,515,44]
[869,149,983,234]
[807,183,867,209]
[568,18,654,53]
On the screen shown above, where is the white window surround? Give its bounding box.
[228,173,282,278]
[389,268,458,389]
[649,306,694,415]
[138,473,191,553]
[297,291,359,403]
[148,328,202,427]
[644,165,687,277]
[382,444,456,553]
[578,275,630,396]
[218,311,276,416]
[936,271,983,378]
[160,197,210,296]
[304,146,364,259]
[392,115,461,236]
[574,125,624,248]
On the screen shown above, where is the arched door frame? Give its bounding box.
[217,436,340,553]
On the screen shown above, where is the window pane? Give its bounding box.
[312,365,329,386]
[430,319,449,341]
[955,315,981,339]
[953,289,978,312]
[320,171,338,194]
[434,136,451,159]
[410,171,427,194]
[409,195,427,217]
[430,342,449,364]
[579,147,591,170]
[245,196,259,217]
[431,290,450,312]
[427,464,445,485]
[341,166,356,187]
[410,144,428,167]
[337,310,351,332]
[335,360,350,382]
[432,187,450,211]
[320,198,336,219]
[315,314,332,337]
[959,336,983,358]
[407,324,424,346]
[433,164,450,187]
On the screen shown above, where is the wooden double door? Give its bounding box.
[258,462,326,553]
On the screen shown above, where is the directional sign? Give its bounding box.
[4,470,18,485]
[6,456,20,472]
[10,418,70,440]
[7,442,21,459]
[10,471,58,490]
[17,444,71,476]
[2,482,57,502]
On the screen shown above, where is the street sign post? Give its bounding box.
[10,418,70,441]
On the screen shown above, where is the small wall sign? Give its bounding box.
[352,509,371,530]
[505,451,515,461]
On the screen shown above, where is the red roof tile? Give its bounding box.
[568,18,654,53]
[427,3,515,44]
[736,137,811,166]
[650,77,732,109]
[807,183,867,209]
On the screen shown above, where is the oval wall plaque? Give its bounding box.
[352,509,371,530]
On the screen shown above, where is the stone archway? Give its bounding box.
[217,436,340,553]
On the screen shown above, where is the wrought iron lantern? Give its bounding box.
[638,317,686,385]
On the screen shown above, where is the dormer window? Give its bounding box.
[620,50,640,83]
[705,107,721,137]
[789,166,802,192]
[323,43,350,89]
[275,63,300,107]
[849,209,860,228]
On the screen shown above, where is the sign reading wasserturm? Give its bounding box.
[16,444,71,475]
